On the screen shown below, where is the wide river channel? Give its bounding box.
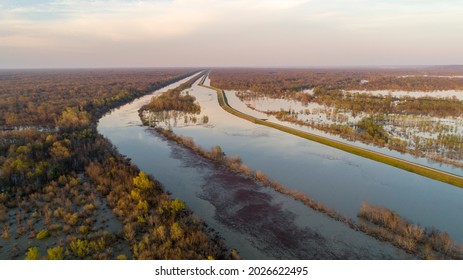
[98,73,463,259]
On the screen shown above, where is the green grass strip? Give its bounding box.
[199,78,463,188]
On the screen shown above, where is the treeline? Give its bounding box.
[209,68,463,94]
[0,69,233,259]
[358,202,462,259]
[311,87,463,118]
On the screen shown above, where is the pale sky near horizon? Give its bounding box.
[1,0,462,68]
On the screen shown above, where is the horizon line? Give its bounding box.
[1,65,463,71]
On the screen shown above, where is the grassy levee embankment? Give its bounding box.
[199,79,463,189]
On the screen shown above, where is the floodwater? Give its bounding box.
[98,74,462,259]
[345,89,463,100]
[226,90,463,176]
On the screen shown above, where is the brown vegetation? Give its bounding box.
[311,87,462,119]
[138,72,205,128]
[85,153,227,259]
[0,69,192,128]
[358,202,463,259]
[210,68,463,94]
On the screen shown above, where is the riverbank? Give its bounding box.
[152,125,462,259]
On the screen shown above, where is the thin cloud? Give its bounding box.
[0,0,462,67]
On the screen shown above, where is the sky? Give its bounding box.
[0,0,462,68]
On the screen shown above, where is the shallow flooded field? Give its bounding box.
[228,89,463,175]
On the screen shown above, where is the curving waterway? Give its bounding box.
[98,74,462,259]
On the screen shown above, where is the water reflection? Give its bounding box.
[98,75,409,259]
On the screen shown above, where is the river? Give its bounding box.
[98,73,462,259]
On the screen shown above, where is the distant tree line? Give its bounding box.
[210,68,463,94]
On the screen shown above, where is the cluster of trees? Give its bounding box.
[140,72,204,114]
[139,73,209,129]
[358,202,462,259]
[142,93,200,114]
[355,116,390,145]
[0,69,233,259]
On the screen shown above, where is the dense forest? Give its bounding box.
[0,69,231,259]
[210,68,463,94]
[0,69,187,128]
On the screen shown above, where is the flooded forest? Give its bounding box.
[1,67,463,259]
